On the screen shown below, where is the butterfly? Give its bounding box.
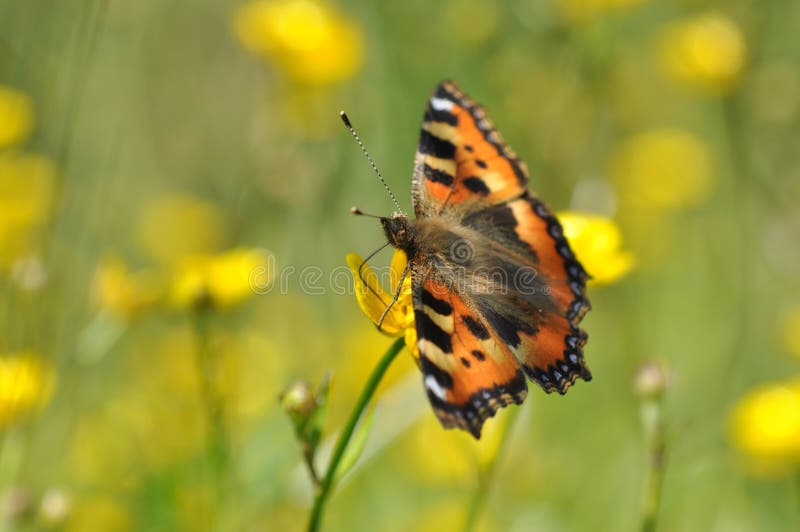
[357,81,591,439]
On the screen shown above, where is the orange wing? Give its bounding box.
[408,81,592,439]
[413,275,527,438]
[411,80,528,218]
[465,193,592,394]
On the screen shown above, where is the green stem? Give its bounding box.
[192,310,229,529]
[464,406,520,532]
[308,337,404,532]
[640,401,666,532]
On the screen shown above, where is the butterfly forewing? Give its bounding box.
[411,81,529,218]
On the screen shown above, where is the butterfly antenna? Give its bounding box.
[340,111,403,214]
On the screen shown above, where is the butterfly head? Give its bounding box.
[381,213,414,252]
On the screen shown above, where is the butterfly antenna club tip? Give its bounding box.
[339,109,403,214]
[350,206,382,219]
[339,111,352,128]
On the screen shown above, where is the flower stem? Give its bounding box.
[640,400,666,532]
[192,310,229,530]
[464,406,520,532]
[308,337,404,532]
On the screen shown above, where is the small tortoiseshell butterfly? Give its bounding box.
[354,81,591,439]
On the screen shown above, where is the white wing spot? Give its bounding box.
[430,97,453,112]
[425,375,447,400]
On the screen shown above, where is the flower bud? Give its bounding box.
[634,361,669,401]
[280,381,316,420]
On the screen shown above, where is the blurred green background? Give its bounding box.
[1,0,800,530]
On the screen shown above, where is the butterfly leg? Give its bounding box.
[357,241,392,306]
[377,261,411,332]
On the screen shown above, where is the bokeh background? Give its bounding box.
[1,0,800,530]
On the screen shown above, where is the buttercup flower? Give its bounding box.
[557,211,634,285]
[658,12,747,94]
[610,128,715,210]
[91,255,161,319]
[729,379,800,476]
[0,85,34,149]
[346,249,416,356]
[233,0,364,86]
[0,353,55,429]
[169,247,273,310]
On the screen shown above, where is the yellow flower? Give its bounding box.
[0,354,55,428]
[233,0,364,86]
[169,247,272,310]
[729,379,800,476]
[658,12,747,94]
[557,0,646,25]
[0,152,56,269]
[784,309,800,360]
[346,249,417,356]
[0,85,34,149]
[610,128,715,210]
[557,211,634,285]
[91,255,161,318]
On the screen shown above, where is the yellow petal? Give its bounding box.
[346,253,403,336]
[557,210,635,285]
[404,325,419,359]
[0,354,55,428]
[389,248,408,294]
[728,379,800,476]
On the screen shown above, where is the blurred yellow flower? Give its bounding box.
[557,0,646,25]
[0,85,34,149]
[0,354,55,428]
[610,128,714,210]
[784,309,800,360]
[346,249,417,356]
[0,152,56,269]
[659,12,747,94]
[170,247,272,310]
[233,0,364,86]
[729,379,800,476]
[557,211,634,285]
[91,255,161,318]
[136,194,228,266]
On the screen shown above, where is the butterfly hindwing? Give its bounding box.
[413,273,527,438]
[412,80,529,218]
[462,192,592,392]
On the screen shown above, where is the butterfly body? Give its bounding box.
[380,81,591,438]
